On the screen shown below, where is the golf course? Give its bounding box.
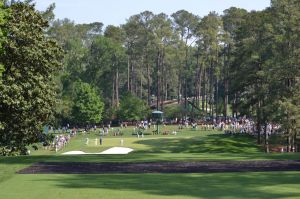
[1,126,300,199]
[1,0,300,198]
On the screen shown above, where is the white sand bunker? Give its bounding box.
[62,147,134,155]
[100,147,133,154]
[63,151,87,155]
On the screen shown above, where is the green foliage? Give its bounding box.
[118,93,150,121]
[0,2,63,154]
[164,104,181,119]
[270,0,300,133]
[71,81,104,125]
[85,35,126,106]
[86,36,122,81]
[104,25,125,44]
[163,104,187,119]
[39,3,55,22]
[226,1,300,148]
[172,10,199,40]
[46,19,106,125]
[0,2,9,132]
[0,1,9,77]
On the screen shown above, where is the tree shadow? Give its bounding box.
[0,154,162,165]
[31,172,300,199]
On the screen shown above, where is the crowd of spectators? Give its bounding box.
[53,134,71,152]
[173,116,281,136]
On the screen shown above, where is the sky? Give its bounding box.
[34,0,270,26]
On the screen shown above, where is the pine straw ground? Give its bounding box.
[18,160,300,174]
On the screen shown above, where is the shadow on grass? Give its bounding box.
[135,133,263,153]
[32,172,300,199]
[1,154,209,167]
[0,154,160,165]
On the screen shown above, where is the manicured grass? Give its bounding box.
[1,126,300,199]
[1,171,300,199]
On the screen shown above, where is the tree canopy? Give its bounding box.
[0,1,8,77]
[0,2,63,154]
[71,81,104,125]
[1,1,300,154]
[118,93,149,121]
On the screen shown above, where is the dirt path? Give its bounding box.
[18,160,300,174]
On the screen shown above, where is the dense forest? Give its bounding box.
[0,0,300,153]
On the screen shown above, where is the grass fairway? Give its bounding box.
[1,126,300,199]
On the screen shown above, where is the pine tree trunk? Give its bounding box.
[224,79,228,118]
[116,68,119,107]
[210,60,214,117]
[112,72,115,107]
[202,67,206,112]
[232,93,237,117]
[195,47,201,109]
[165,83,168,102]
[127,56,130,91]
[131,59,135,95]
[223,45,230,119]
[256,101,261,144]
[160,49,165,111]
[206,92,208,114]
[216,78,219,117]
[215,50,219,118]
[140,56,144,99]
[264,123,269,153]
[133,57,137,95]
[184,29,189,109]
[147,58,151,106]
[288,128,292,152]
[178,73,181,104]
[156,50,160,110]
[140,73,143,98]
